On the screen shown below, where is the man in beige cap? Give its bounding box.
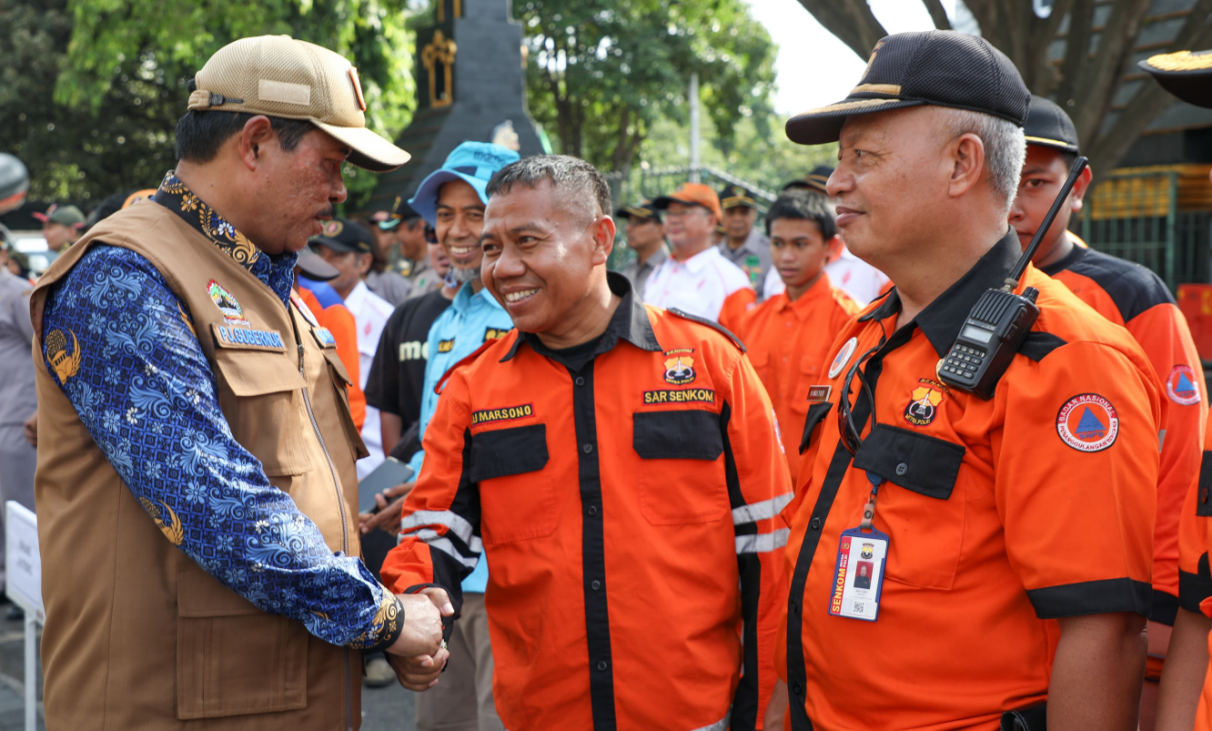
[29,35,449,728]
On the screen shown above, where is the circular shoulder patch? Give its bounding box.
[1166,364,1202,406]
[828,337,859,379]
[1056,393,1119,452]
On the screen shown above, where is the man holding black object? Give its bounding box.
[773,30,1160,730]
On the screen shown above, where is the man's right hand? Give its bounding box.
[386,586,454,658]
[357,481,414,534]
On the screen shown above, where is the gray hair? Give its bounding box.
[942,108,1025,213]
[485,154,612,221]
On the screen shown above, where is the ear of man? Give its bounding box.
[590,214,616,266]
[946,132,986,199]
[238,115,278,171]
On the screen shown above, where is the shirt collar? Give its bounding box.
[861,230,1022,356]
[151,171,296,303]
[640,246,669,270]
[451,280,505,313]
[1039,238,1087,276]
[501,271,662,362]
[671,245,717,273]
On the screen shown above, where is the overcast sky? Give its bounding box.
[747,0,945,115]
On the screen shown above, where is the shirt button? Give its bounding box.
[809,516,822,530]
[792,682,804,697]
[789,600,801,615]
[586,505,599,516]
[595,660,609,672]
[574,376,585,387]
[895,462,908,476]
[590,579,602,591]
[582,443,594,454]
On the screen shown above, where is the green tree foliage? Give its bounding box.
[515,0,779,174]
[0,0,414,210]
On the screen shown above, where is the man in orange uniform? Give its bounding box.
[771,31,1161,730]
[1009,94,1207,719]
[737,189,857,480]
[1139,49,1212,731]
[381,155,790,730]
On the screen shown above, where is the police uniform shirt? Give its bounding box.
[619,245,668,300]
[364,288,452,458]
[784,233,1159,729]
[719,227,771,293]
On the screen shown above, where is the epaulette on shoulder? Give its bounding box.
[666,307,746,352]
[434,337,504,395]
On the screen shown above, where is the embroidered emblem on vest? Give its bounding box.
[904,386,943,427]
[45,329,82,383]
[208,279,248,326]
[484,327,510,342]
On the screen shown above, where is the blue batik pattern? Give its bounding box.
[40,186,400,650]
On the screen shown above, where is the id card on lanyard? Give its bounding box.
[827,472,889,622]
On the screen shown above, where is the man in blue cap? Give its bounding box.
[362,140,518,731]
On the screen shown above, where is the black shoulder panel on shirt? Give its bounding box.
[1065,248,1176,322]
[666,307,746,351]
[433,338,499,395]
[1018,331,1067,362]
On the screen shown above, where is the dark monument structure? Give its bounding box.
[368,0,545,210]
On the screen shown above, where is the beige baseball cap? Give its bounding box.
[187,35,410,172]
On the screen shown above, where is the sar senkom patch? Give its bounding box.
[1056,393,1119,452]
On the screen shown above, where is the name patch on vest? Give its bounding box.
[471,403,534,425]
[212,323,287,352]
[311,326,337,349]
[484,327,510,342]
[438,338,455,353]
[643,388,716,405]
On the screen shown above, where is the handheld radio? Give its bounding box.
[936,155,1089,399]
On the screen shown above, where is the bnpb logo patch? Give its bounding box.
[1166,364,1201,406]
[828,337,858,379]
[1056,393,1119,452]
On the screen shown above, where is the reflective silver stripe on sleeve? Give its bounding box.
[736,528,790,555]
[401,509,477,546]
[689,713,730,731]
[411,527,483,556]
[732,492,793,525]
[423,535,480,569]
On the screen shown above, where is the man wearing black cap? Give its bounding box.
[717,183,770,292]
[1139,49,1212,731]
[615,200,668,299]
[1010,96,1207,725]
[775,30,1159,730]
[372,195,430,302]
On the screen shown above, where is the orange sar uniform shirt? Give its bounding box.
[1040,237,1206,625]
[1176,415,1212,729]
[381,273,790,731]
[737,273,858,482]
[296,286,366,430]
[782,233,1159,730]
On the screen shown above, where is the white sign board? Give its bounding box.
[5,501,42,620]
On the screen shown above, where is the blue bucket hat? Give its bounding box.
[409,141,521,225]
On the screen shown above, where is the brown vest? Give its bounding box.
[30,201,370,729]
